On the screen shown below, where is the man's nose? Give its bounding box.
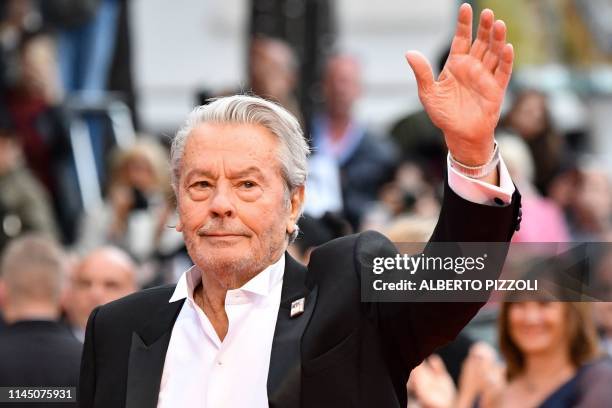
[89,284,105,306]
[209,186,235,218]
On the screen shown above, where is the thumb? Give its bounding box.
[427,354,447,377]
[405,51,435,94]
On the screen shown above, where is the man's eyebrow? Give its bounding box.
[183,167,266,181]
[229,166,265,179]
[184,169,216,181]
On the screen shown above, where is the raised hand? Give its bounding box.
[408,354,457,408]
[405,3,514,167]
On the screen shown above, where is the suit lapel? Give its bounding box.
[125,296,185,408]
[267,253,318,408]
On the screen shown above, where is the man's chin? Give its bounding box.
[199,253,262,278]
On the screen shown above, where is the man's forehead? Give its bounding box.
[78,253,134,279]
[188,122,277,144]
[183,123,282,169]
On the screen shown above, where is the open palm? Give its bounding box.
[406,4,514,166]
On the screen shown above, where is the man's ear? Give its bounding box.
[286,185,305,234]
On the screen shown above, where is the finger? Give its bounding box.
[427,354,447,376]
[483,20,507,72]
[405,51,435,94]
[449,3,473,56]
[406,372,417,391]
[470,341,496,359]
[494,43,514,89]
[469,9,495,61]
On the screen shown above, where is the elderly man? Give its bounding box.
[79,5,521,408]
[63,246,138,342]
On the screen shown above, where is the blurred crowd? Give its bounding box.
[1,1,612,407]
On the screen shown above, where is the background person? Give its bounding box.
[0,235,81,408]
[457,301,612,408]
[309,54,399,229]
[75,139,183,264]
[0,106,58,251]
[62,245,137,342]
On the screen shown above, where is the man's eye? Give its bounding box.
[192,181,211,188]
[241,181,256,189]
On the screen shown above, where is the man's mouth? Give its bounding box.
[200,232,246,238]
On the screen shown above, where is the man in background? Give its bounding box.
[310,54,398,229]
[63,246,137,342]
[0,235,81,407]
[249,36,301,121]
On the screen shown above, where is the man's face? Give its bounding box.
[176,123,303,287]
[249,40,296,102]
[65,253,136,329]
[323,56,362,117]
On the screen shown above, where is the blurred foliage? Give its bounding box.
[478,0,612,67]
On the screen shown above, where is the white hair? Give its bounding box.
[170,95,311,241]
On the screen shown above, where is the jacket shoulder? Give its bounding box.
[308,230,397,282]
[94,284,177,327]
[313,230,396,257]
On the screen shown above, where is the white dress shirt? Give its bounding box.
[157,254,285,408]
[447,154,514,205]
[157,162,515,407]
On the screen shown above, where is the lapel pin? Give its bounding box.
[290,298,305,318]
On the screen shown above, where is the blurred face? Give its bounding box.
[509,93,547,139]
[573,170,612,229]
[249,40,296,101]
[323,56,361,118]
[176,123,303,288]
[6,0,33,27]
[125,154,157,192]
[508,301,568,356]
[19,36,58,97]
[64,252,136,329]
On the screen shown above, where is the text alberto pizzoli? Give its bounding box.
[371,254,538,292]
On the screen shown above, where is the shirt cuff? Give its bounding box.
[447,153,515,206]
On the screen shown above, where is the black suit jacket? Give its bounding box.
[79,182,522,408]
[0,320,82,408]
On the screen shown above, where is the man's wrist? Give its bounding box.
[445,133,495,167]
[448,141,500,179]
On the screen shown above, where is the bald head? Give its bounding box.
[64,247,138,330]
[0,235,66,322]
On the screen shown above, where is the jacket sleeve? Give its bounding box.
[78,306,101,408]
[371,179,521,374]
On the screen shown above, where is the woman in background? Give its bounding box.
[76,139,183,268]
[457,300,612,408]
